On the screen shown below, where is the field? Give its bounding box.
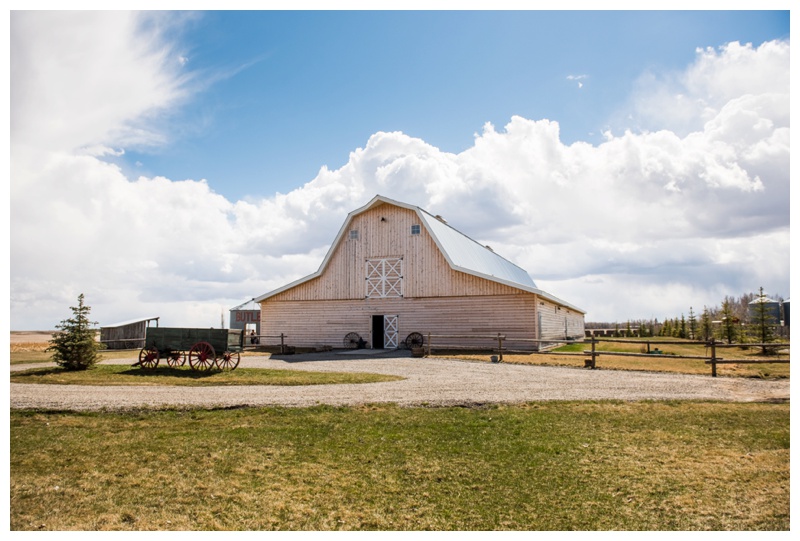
[10,402,789,530]
[9,332,791,530]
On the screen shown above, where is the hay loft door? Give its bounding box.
[371,315,398,349]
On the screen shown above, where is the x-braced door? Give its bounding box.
[384,315,398,349]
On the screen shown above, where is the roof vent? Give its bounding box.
[485,245,494,252]
[434,215,447,224]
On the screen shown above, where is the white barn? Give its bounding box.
[256,195,585,350]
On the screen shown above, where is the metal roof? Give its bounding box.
[418,208,537,289]
[101,316,160,329]
[255,195,584,313]
[229,298,260,311]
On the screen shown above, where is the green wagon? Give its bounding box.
[136,327,244,371]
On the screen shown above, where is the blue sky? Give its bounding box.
[9,8,792,330]
[118,10,790,200]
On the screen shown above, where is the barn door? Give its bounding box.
[384,315,398,349]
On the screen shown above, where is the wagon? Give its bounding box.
[136,327,244,371]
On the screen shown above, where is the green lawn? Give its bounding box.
[10,364,402,387]
[10,402,789,531]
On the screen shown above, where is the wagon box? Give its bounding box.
[136,327,244,371]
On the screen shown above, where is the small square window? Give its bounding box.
[349,230,359,240]
[411,224,421,235]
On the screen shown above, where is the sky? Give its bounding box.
[7,7,793,330]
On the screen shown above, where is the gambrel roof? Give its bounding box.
[256,195,584,313]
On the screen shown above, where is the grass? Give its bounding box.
[10,364,403,387]
[443,338,790,378]
[10,402,789,530]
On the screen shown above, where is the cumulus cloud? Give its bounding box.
[9,12,789,328]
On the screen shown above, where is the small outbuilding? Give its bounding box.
[229,299,261,343]
[255,195,585,350]
[100,316,160,350]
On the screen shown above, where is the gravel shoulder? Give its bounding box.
[10,350,789,411]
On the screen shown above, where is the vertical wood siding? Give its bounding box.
[269,203,521,301]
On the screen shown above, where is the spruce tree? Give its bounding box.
[700,307,713,342]
[47,294,103,370]
[688,307,698,340]
[750,286,777,354]
[720,299,737,344]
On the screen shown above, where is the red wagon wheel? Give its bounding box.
[217,351,240,371]
[166,351,185,368]
[138,347,159,370]
[188,342,216,371]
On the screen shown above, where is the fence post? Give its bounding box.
[713,338,719,377]
[646,341,651,354]
[591,337,597,369]
[427,332,432,357]
[497,333,504,362]
[280,333,285,355]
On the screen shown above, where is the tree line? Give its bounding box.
[587,287,787,348]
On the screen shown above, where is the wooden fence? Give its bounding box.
[422,334,788,377]
[251,332,788,377]
[580,337,788,377]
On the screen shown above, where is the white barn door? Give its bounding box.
[384,315,398,349]
[366,258,403,298]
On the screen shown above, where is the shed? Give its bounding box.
[100,317,160,350]
[229,299,261,342]
[255,195,585,350]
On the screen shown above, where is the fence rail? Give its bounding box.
[422,334,789,377]
[237,332,788,377]
[583,337,789,376]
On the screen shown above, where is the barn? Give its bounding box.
[255,195,585,350]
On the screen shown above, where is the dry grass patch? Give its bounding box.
[444,338,789,378]
[10,402,789,531]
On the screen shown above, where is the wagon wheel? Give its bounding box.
[343,332,361,349]
[188,342,216,371]
[217,351,240,371]
[138,347,159,370]
[405,332,424,349]
[166,351,185,368]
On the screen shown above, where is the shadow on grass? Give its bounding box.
[13,365,223,380]
[117,367,223,379]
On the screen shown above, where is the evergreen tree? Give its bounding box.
[720,299,737,344]
[47,294,103,371]
[678,314,687,339]
[749,286,777,354]
[688,307,698,340]
[700,307,713,342]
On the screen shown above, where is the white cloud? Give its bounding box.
[9,13,789,329]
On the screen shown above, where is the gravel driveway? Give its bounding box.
[10,351,789,410]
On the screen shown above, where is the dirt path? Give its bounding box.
[10,352,789,411]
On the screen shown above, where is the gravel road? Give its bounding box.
[10,351,789,411]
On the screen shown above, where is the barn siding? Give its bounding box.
[270,203,521,302]
[536,298,585,342]
[261,294,539,349]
